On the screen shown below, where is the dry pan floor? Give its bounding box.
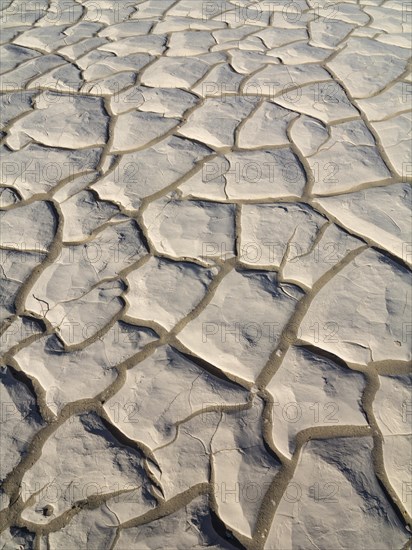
[0,0,411,549]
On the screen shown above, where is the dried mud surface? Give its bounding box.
[0,1,411,549]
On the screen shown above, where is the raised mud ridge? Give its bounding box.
[0,1,411,549]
